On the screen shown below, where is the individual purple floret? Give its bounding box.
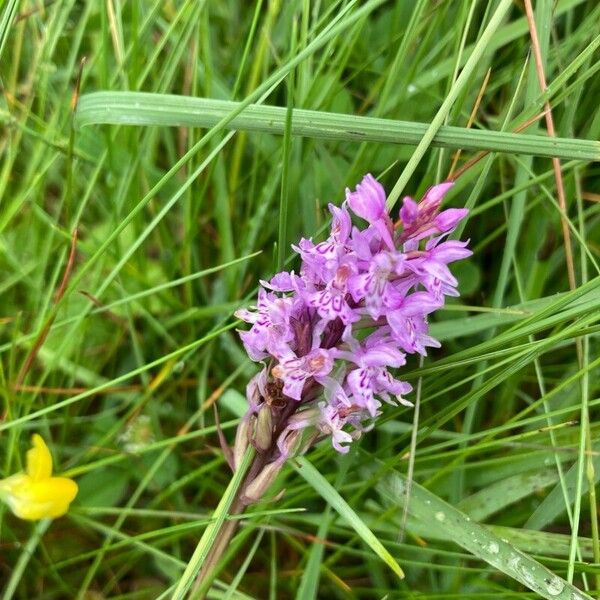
[232,175,471,502]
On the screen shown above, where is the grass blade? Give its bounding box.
[0,0,19,61]
[386,0,515,207]
[378,472,592,600]
[294,456,404,580]
[75,91,600,162]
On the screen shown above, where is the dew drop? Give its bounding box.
[545,577,564,596]
[487,542,499,554]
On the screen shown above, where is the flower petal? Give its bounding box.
[0,436,78,521]
[346,174,386,222]
[27,434,53,480]
[8,477,78,520]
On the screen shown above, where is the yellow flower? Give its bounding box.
[0,434,78,520]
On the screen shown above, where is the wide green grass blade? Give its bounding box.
[378,472,592,600]
[75,91,600,162]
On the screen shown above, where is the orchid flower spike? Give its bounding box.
[233,174,471,502]
[0,434,78,520]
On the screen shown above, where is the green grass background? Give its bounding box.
[1,0,599,598]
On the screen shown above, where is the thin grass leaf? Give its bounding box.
[387,0,514,206]
[0,0,19,61]
[0,321,240,433]
[2,519,51,600]
[293,457,405,580]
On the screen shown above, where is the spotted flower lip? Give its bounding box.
[272,347,335,400]
[0,434,78,521]
[235,173,471,459]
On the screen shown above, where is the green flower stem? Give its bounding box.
[190,494,248,599]
[172,447,255,600]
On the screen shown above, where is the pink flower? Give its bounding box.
[272,348,335,401]
[346,174,395,249]
[234,174,471,457]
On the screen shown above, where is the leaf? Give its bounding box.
[0,0,19,61]
[457,468,559,522]
[75,91,600,162]
[293,457,404,579]
[295,455,355,600]
[377,472,591,600]
[526,446,600,531]
[76,467,131,508]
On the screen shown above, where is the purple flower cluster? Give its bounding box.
[235,174,471,465]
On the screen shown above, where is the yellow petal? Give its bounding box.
[0,435,78,521]
[26,434,53,480]
[0,475,78,521]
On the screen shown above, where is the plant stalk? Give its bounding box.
[190,450,272,599]
[172,447,255,600]
[191,494,248,599]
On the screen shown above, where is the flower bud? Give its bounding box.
[233,415,254,470]
[254,404,273,452]
[242,460,284,504]
[435,208,469,232]
[276,428,303,460]
[345,174,386,222]
[420,181,454,212]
